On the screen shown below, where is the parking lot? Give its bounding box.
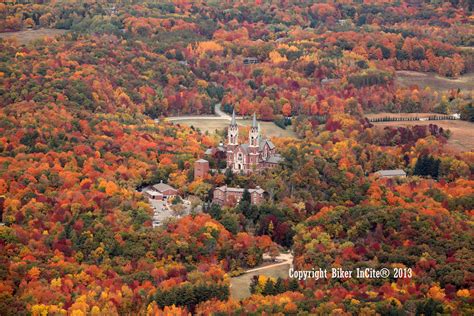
[149,199,192,227]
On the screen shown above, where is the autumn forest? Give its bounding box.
[0,0,473,315]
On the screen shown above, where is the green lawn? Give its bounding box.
[173,119,297,139]
[230,263,291,300]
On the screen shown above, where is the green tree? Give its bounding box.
[262,278,275,295]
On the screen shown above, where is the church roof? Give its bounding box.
[239,143,249,154]
[265,154,283,164]
[259,139,275,151]
[252,113,257,127]
[233,139,278,155]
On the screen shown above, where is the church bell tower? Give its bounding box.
[249,113,259,167]
[227,109,239,169]
[228,109,238,147]
[249,113,259,149]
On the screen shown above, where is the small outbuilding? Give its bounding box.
[243,57,260,64]
[143,181,178,201]
[374,169,407,178]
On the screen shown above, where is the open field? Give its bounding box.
[369,117,474,152]
[0,29,67,45]
[171,118,298,139]
[396,71,474,91]
[230,263,290,300]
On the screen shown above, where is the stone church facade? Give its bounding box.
[226,111,282,174]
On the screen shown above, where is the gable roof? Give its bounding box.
[215,185,264,194]
[153,181,177,192]
[265,154,283,164]
[237,143,249,154]
[144,189,162,196]
[259,139,275,151]
[375,169,406,177]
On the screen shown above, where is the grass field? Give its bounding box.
[172,118,298,139]
[230,264,290,300]
[367,114,474,152]
[0,29,67,45]
[396,71,474,91]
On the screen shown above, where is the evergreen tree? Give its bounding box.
[414,155,426,176]
[288,279,299,291]
[224,168,234,185]
[414,155,440,178]
[274,277,285,294]
[208,203,222,220]
[262,278,275,295]
[238,188,253,220]
[241,188,251,204]
[416,298,444,315]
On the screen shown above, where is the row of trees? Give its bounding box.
[249,276,300,296]
[153,282,229,311]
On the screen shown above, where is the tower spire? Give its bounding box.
[228,107,239,147]
[249,113,259,148]
[231,109,236,126]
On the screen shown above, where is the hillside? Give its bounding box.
[0,1,473,315]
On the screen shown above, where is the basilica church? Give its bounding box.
[226,111,282,174]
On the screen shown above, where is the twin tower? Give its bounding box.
[226,110,280,174]
[227,110,260,149]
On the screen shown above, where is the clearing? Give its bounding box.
[0,29,67,45]
[367,114,474,152]
[172,118,297,139]
[165,103,297,139]
[230,264,290,300]
[396,70,474,91]
[230,252,293,300]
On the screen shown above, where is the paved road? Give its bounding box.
[164,103,243,122]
